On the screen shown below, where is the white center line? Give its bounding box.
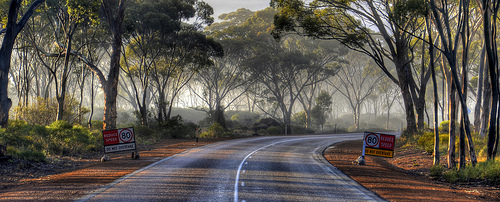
[234,138,302,202]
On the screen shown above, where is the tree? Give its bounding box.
[328,51,383,130]
[480,0,500,161]
[378,77,400,130]
[121,0,217,125]
[245,50,321,134]
[426,17,440,165]
[190,39,249,129]
[68,0,126,130]
[94,0,125,130]
[34,0,100,122]
[0,0,46,127]
[427,0,478,167]
[288,38,346,129]
[311,90,332,131]
[272,0,428,134]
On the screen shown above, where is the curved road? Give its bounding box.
[78,134,385,201]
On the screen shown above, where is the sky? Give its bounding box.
[203,0,271,21]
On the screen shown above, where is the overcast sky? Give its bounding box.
[203,0,271,21]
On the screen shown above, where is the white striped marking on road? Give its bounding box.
[234,138,302,202]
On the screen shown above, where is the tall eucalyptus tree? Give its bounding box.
[0,0,46,127]
[272,0,427,134]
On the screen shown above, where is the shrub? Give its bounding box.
[0,120,101,160]
[199,123,226,138]
[482,160,500,184]
[441,160,500,184]
[256,129,268,136]
[443,170,459,183]
[439,120,449,133]
[430,164,446,178]
[134,125,159,142]
[46,121,99,155]
[267,126,282,135]
[14,97,88,125]
[162,116,198,139]
[291,125,315,134]
[417,132,434,154]
[89,120,104,131]
[15,147,46,162]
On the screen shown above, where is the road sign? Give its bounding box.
[103,127,136,153]
[362,132,395,158]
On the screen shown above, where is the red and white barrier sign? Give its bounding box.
[103,127,136,153]
[362,132,395,158]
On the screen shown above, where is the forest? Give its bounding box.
[0,0,499,183]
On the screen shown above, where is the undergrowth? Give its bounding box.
[399,121,500,185]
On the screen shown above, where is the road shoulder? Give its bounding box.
[323,140,500,201]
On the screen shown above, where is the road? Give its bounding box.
[78,134,385,202]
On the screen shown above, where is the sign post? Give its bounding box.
[101,127,138,161]
[357,132,396,165]
[362,132,396,158]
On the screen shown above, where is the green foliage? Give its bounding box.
[89,120,104,131]
[15,148,47,162]
[14,97,89,126]
[0,0,9,27]
[66,0,100,24]
[311,90,332,129]
[7,146,46,162]
[291,125,315,134]
[470,76,479,90]
[160,115,198,139]
[441,160,500,184]
[439,120,450,132]
[291,111,307,127]
[0,120,101,159]
[256,129,269,136]
[199,123,228,138]
[390,0,428,25]
[443,170,459,183]
[267,126,282,135]
[46,120,99,155]
[417,132,434,154]
[133,125,159,143]
[430,164,446,178]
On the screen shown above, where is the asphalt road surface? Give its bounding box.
[78,134,386,202]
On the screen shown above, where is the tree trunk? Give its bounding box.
[415,101,426,130]
[57,24,77,121]
[473,46,486,133]
[213,104,226,129]
[448,83,457,169]
[88,73,94,128]
[459,115,466,169]
[481,0,499,161]
[394,49,417,134]
[386,110,390,130]
[427,18,440,165]
[139,105,148,126]
[103,79,119,130]
[101,0,126,130]
[397,70,417,134]
[480,69,491,138]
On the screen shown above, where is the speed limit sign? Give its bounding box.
[362,132,396,158]
[119,128,134,143]
[365,133,379,148]
[103,127,136,153]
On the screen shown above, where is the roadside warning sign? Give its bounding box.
[103,127,136,153]
[362,132,395,158]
